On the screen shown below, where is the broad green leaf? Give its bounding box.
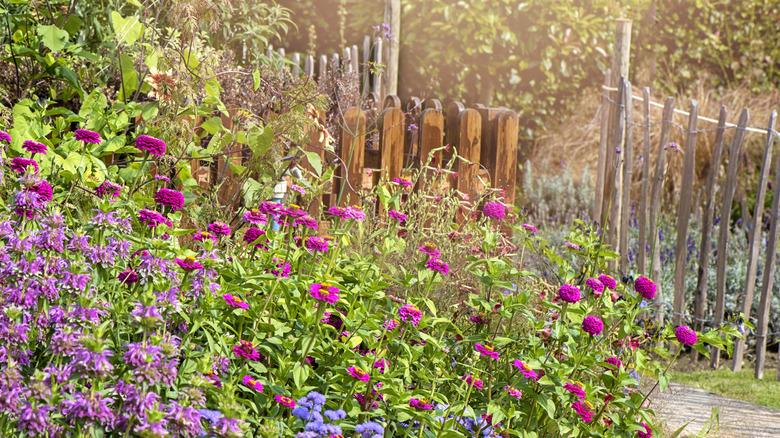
[111,12,144,46]
[248,126,273,157]
[201,117,224,135]
[37,24,69,52]
[118,54,139,99]
[301,150,322,176]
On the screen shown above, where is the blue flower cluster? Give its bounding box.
[291,391,345,437]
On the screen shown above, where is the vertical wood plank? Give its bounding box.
[373,37,383,101]
[594,69,612,226]
[712,108,749,369]
[383,0,400,96]
[477,107,502,187]
[456,109,482,202]
[292,53,300,77]
[648,97,676,324]
[732,110,776,371]
[331,54,340,73]
[496,110,519,205]
[672,100,698,333]
[379,107,405,184]
[319,55,328,82]
[351,44,359,74]
[383,95,401,109]
[692,106,727,362]
[419,108,444,172]
[305,55,314,77]
[277,48,286,73]
[362,35,371,90]
[302,107,327,217]
[619,80,634,274]
[606,77,626,255]
[424,99,442,111]
[343,47,352,73]
[754,110,780,379]
[638,87,651,275]
[338,107,367,206]
[446,101,465,162]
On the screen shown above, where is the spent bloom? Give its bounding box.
[482,202,506,219]
[136,134,167,156]
[426,258,449,274]
[582,316,604,336]
[347,367,370,382]
[474,343,499,360]
[309,283,340,304]
[558,284,581,303]
[675,326,697,346]
[634,276,657,300]
[398,304,422,326]
[290,184,306,195]
[74,129,102,143]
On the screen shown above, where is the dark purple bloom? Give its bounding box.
[74,129,102,143]
[675,326,697,346]
[207,222,231,236]
[634,276,657,300]
[9,157,39,174]
[27,180,53,202]
[22,140,47,155]
[138,209,169,228]
[154,188,184,211]
[118,269,139,285]
[598,275,617,290]
[243,227,267,249]
[558,284,581,303]
[582,315,604,336]
[426,258,449,274]
[136,135,166,156]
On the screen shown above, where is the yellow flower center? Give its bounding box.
[425,242,437,249]
[355,369,366,376]
[409,305,419,312]
[290,204,301,209]
[522,364,532,372]
[483,345,494,352]
[247,378,256,385]
[575,381,584,389]
[320,290,330,297]
[234,296,243,303]
[584,401,594,410]
[186,256,196,262]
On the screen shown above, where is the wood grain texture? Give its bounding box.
[637,87,651,275]
[419,108,444,171]
[378,107,405,184]
[606,77,626,258]
[496,110,519,205]
[456,109,482,202]
[619,80,634,274]
[445,101,464,164]
[712,108,749,369]
[338,107,366,206]
[594,69,612,225]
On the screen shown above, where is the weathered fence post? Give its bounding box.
[383,0,400,97]
[496,110,520,205]
[672,100,698,335]
[594,69,611,228]
[732,111,776,371]
[456,109,482,203]
[692,106,727,362]
[712,108,749,369]
[373,37,383,101]
[648,97,675,324]
[637,87,652,275]
[619,80,634,274]
[419,107,444,174]
[338,108,367,206]
[606,77,626,266]
[755,110,780,379]
[378,106,405,185]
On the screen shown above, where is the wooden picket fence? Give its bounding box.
[596,74,780,380]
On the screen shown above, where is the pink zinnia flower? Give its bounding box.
[22,140,47,155]
[564,241,580,250]
[28,181,53,202]
[293,215,318,229]
[521,223,537,233]
[243,227,267,249]
[475,343,499,360]
[0,130,10,143]
[274,395,296,408]
[74,129,102,143]
[242,375,263,391]
[327,206,346,218]
[563,382,587,401]
[505,386,522,399]
[605,356,622,373]
[175,256,203,271]
[637,422,653,438]
[154,188,184,211]
[398,304,422,326]
[634,276,656,300]
[582,316,604,336]
[258,201,283,217]
[309,283,340,304]
[9,157,39,174]
[347,366,370,382]
[96,181,123,199]
[572,401,594,422]
[558,284,581,303]
[388,209,406,223]
[192,231,218,243]
[242,209,267,225]
[233,340,262,361]
[222,294,249,309]
[306,236,330,253]
[207,222,231,236]
[426,258,449,274]
[154,174,170,182]
[266,259,292,277]
[136,135,166,156]
[374,358,388,373]
[290,184,306,195]
[418,242,440,259]
[675,326,697,346]
[513,360,539,381]
[343,206,366,221]
[409,398,433,410]
[283,204,307,218]
[462,374,484,389]
[586,278,604,297]
[598,274,617,290]
[138,209,169,227]
[392,177,413,187]
[384,319,401,332]
[482,202,506,219]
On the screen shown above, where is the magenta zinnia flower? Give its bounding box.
[585,278,604,296]
[305,236,330,253]
[418,242,440,259]
[207,222,231,236]
[22,140,47,155]
[266,259,292,277]
[347,366,370,382]
[482,202,506,219]
[274,395,296,408]
[309,283,340,304]
[675,326,697,346]
[462,374,484,389]
[242,209,267,225]
[426,258,449,274]
[154,174,170,182]
[327,206,346,218]
[505,386,522,399]
[293,215,318,229]
[598,274,617,290]
[243,227,267,249]
[563,382,587,401]
[222,294,249,309]
[258,201,283,216]
[558,284,581,303]
[242,375,263,391]
[138,209,169,227]
[634,276,657,300]
[96,181,123,199]
[136,135,166,156]
[374,358,388,373]
[154,188,184,211]
[9,157,39,174]
[637,422,653,438]
[175,256,203,271]
[290,184,306,195]
[28,181,53,202]
[74,129,102,143]
[409,398,433,410]
[118,269,139,285]
[521,223,537,233]
[388,209,406,223]
[513,360,539,381]
[572,401,594,422]
[605,356,622,373]
[398,304,422,326]
[343,206,366,221]
[392,177,413,187]
[564,241,580,250]
[582,316,604,336]
[192,231,218,243]
[0,130,10,143]
[474,343,500,360]
[233,340,262,361]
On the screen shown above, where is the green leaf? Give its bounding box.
[253,69,261,91]
[111,12,144,46]
[141,103,158,121]
[301,150,322,176]
[201,117,224,135]
[118,54,139,99]
[248,126,273,157]
[37,24,69,52]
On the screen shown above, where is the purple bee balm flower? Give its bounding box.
[483,202,506,219]
[582,315,604,336]
[275,395,296,408]
[634,276,657,300]
[242,209,267,225]
[475,343,500,360]
[61,392,115,426]
[675,326,697,346]
[74,129,102,143]
[154,188,184,211]
[388,209,406,223]
[410,398,434,410]
[563,382,587,400]
[426,258,449,274]
[233,340,262,361]
[136,134,166,156]
[0,130,10,143]
[418,242,440,258]
[9,157,39,174]
[521,223,537,233]
[398,304,422,326]
[243,227,267,249]
[222,293,249,309]
[514,360,539,381]
[347,366,370,382]
[558,284,581,303]
[22,140,47,155]
[309,283,340,304]
[175,256,202,271]
[242,375,263,391]
[305,236,330,253]
[207,221,231,236]
[598,274,617,290]
[96,181,123,199]
[18,402,54,436]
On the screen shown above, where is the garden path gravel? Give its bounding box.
[648,382,780,437]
